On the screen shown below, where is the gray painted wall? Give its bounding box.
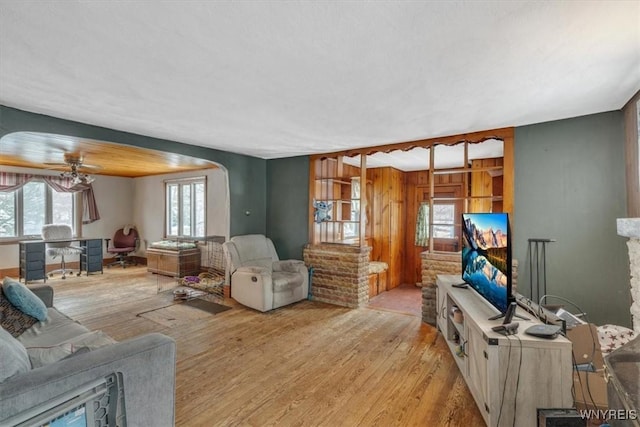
[266,156,309,260]
[514,112,631,327]
[2,106,631,326]
[0,106,267,236]
[262,112,632,327]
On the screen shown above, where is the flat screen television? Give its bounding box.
[461,212,513,316]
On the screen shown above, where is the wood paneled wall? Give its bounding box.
[311,148,512,290]
[368,167,405,289]
[310,158,362,243]
[470,158,503,212]
[404,171,466,285]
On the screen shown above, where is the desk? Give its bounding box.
[19,238,104,284]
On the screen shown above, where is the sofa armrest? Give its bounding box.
[28,285,54,308]
[0,333,176,427]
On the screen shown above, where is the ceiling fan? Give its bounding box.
[44,153,101,185]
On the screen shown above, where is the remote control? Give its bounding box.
[491,322,519,335]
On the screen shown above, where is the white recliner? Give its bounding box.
[223,234,308,312]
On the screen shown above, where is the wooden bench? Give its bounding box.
[368,261,388,297]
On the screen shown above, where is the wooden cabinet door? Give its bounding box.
[466,322,490,419]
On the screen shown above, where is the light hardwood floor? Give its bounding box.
[45,266,484,426]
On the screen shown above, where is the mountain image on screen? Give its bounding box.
[461,213,510,313]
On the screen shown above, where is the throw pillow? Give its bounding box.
[0,327,31,382]
[0,288,38,338]
[2,277,48,322]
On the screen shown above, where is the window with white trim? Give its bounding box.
[165,177,206,238]
[0,181,74,238]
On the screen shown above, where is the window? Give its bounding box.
[415,202,456,245]
[432,203,456,238]
[0,181,74,239]
[165,177,206,238]
[343,177,360,238]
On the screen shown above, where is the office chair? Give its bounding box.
[41,224,83,279]
[106,226,139,268]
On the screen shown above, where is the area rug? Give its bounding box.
[182,298,231,315]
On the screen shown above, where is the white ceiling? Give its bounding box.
[1,1,638,161]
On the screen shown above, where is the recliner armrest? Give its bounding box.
[273,260,306,273]
[236,266,272,275]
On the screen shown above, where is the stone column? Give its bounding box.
[421,252,461,325]
[303,243,371,308]
[617,218,640,334]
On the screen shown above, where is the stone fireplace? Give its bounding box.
[617,218,640,333]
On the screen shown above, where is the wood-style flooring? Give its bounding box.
[368,283,422,317]
[44,266,484,426]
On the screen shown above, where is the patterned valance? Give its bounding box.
[0,172,100,224]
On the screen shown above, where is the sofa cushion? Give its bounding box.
[0,327,30,382]
[24,329,115,369]
[60,330,116,350]
[2,278,48,321]
[26,343,76,368]
[17,308,90,348]
[0,288,38,338]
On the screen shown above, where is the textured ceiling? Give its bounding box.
[0,1,638,160]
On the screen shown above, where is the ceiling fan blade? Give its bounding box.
[42,162,70,170]
[77,163,102,170]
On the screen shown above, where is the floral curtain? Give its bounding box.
[0,172,100,224]
[415,202,429,247]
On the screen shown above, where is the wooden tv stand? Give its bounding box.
[436,275,573,427]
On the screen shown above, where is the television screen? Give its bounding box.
[461,212,512,313]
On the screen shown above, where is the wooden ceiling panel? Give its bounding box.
[0,132,217,177]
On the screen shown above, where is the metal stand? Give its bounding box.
[528,238,556,303]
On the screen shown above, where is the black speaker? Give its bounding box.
[537,408,586,427]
